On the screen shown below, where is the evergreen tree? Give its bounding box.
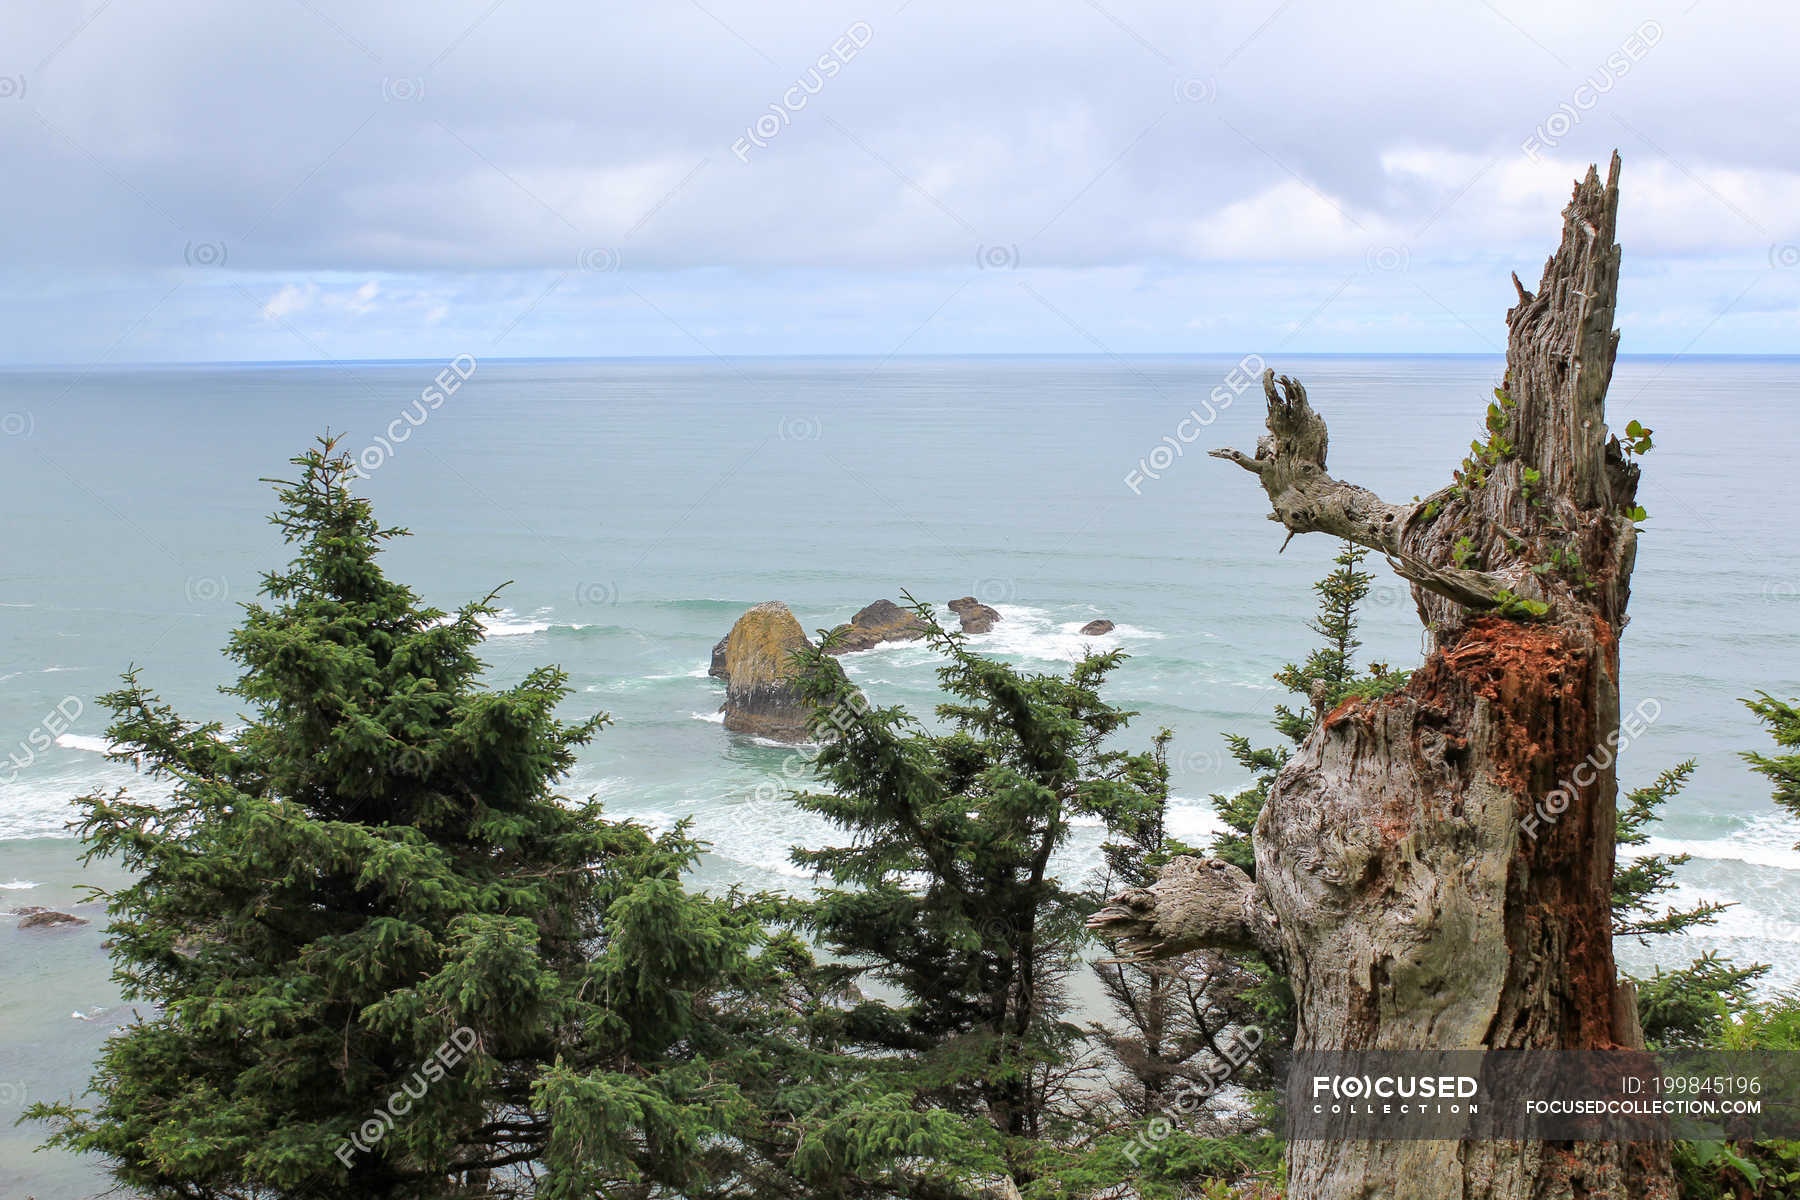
[1269,541,1379,743]
[1744,692,1800,833]
[1210,543,1410,875]
[1612,762,1766,1047]
[30,438,837,1199]
[785,599,1164,1186]
[1666,698,1800,1197]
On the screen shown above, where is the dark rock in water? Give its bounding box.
[709,635,730,680]
[13,907,87,929]
[827,599,929,654]
[720,602,816,742]
[1080,619,1115,636]
[948,596,1001,634]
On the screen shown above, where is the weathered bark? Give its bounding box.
[1092,155,1673,1200]
[1089,857,1283,964]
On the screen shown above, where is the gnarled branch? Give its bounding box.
[1087,856,1282,965]
[1209,372,1408,555]
[1211,369,1523,614]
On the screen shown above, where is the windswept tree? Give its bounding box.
[30,438,848,1200]
[785,603,1166,1190]
[1091,156,1680,1198]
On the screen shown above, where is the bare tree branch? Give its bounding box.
[1086,857,1282,965]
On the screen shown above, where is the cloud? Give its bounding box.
[341,280,380,315]
[0,0,1795,360]
[261,283,316,321]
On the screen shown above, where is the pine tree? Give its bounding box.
[1744,692,1800,833]
[784,598,1165,1187]
[29,438,834,1199]
[1664,699,1800,1197]
[1270,541,1377,742]
[1211,543,1410,874]
[1612,762,1766,1046]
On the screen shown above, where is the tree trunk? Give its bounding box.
[1091,155,1675,1200]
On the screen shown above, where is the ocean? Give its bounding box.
[2,354,1796,1198]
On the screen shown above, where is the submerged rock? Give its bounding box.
[948,596,1001,634]
[13,907,87,930]
[720,602,816,742]
[827,599,929,654]
[1080,619,1115,636]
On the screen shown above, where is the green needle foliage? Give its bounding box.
[785,599,1166,1186]
[1212,542,1409,876]
[29,438,835,1200]
[1613,761,1766,1047]
[1744,692,1800,834]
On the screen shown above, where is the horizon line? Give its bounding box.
[4,350,1800,370]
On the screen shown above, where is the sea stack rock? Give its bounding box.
[1080,619,1115,636]
[720,602,816,741]
[12,907,87,930]
[827,599,930,654]
[709,635,730,680]
[948,596,1001,634]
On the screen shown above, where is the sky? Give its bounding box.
[0,0,1796,363]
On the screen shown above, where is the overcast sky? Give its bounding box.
[0,0,1794,362]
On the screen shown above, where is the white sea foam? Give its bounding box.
[1165,796,1230,847]
[690,710,726,724]
[961,604,1165,663]
[54,733,116,755]
[480,611,553,637]
[1637,836,1800,873]
[1628,813,1800,873]
[746,733,821,750]
[0,764,176,841]
[1683,888,1800,945]
[0,879,40,890]
[429,608,555,638]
